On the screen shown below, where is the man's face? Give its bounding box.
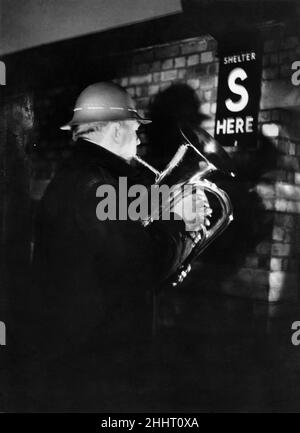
[118,120,140,160]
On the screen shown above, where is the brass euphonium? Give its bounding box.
[133,126,235,286]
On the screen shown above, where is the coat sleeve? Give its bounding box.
[74,170,186,287]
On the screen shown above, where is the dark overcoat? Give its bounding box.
[9,139,188,411]
[31,139,185,348]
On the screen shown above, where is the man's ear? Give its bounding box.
[112,122,122,142]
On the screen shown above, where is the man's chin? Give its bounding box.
[129,151,137,160]
[121,148,137,161]
[124,154,135,162]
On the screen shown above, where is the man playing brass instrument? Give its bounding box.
[27,82,211,410]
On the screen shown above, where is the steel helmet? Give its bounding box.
[60,82,151,130]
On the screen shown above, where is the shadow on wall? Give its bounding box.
[145,83,279,299]
[145,83,209,169]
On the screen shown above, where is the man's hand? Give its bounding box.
[173,187,212,232]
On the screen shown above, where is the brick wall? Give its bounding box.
[113,34,218,137]
[256,108,300,300]
[256,26,299,301]
[0,94,33,314]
